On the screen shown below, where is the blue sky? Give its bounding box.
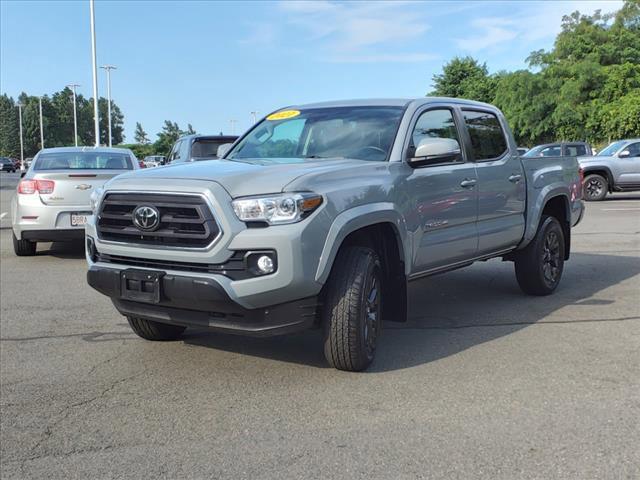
[1,0,622,142]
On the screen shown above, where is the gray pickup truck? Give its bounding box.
[86,98,584,371]
[578,139,640,201]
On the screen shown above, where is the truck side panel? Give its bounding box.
[519,156,582,249]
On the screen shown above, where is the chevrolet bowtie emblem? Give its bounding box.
[75,184,92,190]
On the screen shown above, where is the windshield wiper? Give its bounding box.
[304,155,343,159]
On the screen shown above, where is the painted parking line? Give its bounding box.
[600,208,640,211]
[0,212,7,219]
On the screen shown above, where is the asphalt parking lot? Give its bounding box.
[1,171,639,479]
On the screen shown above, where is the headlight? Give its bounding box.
[232,193,323,225]
[89,187,104,214]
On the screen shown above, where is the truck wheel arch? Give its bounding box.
[316,205,409,322]
[582,166,614,191]
[520,192,571,260]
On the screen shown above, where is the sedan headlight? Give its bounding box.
[232,193,323,225]
[89,187,104,214]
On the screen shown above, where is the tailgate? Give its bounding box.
[34,171,125,206]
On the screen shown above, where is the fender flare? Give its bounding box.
[582,166,614,189]
[519,185,570,249]
[315,203,410,284]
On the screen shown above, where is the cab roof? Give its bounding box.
[288,97,496,110]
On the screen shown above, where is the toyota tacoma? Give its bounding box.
[86,98,584,371]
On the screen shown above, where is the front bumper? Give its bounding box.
[85,181,331,310]
[87,265,320,336]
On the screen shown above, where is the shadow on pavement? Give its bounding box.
[183,252,640,372]
[37,240,86,259]
[602,194,640,201]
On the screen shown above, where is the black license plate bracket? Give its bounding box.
[120,269,164,303]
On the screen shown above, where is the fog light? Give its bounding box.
[256,255,275,274]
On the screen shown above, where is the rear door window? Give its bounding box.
[462,110,508,161]
[565,144,587,157]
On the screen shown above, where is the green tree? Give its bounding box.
[98,98,124,145]
[134,122,149,144]
[0,94,20,157]
[430,56,496,103]
[186,123,196,135]
[154,120,183,154]
[430,0,640,146]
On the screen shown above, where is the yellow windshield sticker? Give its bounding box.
[267,110,300,121]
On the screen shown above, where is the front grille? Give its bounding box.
[97,193,220,248]
[95,252,245,275]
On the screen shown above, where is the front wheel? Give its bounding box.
[323,246,383,372]
[515,215,565,296]
[583,174,608,201]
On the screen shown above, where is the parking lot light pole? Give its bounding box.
[90,0,100,146]
[229,119,237,135]
[17,102,24,171]
[251,111,259,124]
[39,97,44,149]
[66,84,80,146]
[100,65,117,147]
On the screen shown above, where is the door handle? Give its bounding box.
[460,178,477,188]
[508,174,522,183]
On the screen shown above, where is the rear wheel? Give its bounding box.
[323,246,382,372]
[12,233,37,256]
[127,316,186,341]
[583,174,608,201]
[515,215,565,296]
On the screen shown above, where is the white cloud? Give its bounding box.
[275,0,435,63]
[456,0,624,53]
[457,17,518,52]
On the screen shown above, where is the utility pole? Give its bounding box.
[89,0,100,146]
[100,65,117,147]
[17,102,24,171]
[229,119,237,135]
[38,97,44,149]
[66,84,80,146]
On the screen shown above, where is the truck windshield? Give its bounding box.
[227,106,404,162]
[598,141,625,156]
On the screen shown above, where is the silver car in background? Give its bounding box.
[11,146,139,256]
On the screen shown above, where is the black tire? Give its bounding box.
[583,174,608,201]
[323,246,383,372]
[127,316,186,341]
[515,215,565,296]
[12,233,37,256]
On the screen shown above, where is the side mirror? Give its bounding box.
[217,143,233,159]
[408,137,461,167]
[618,150,630,158]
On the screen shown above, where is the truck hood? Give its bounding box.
[578,155,612,165]
[107,158,369,198]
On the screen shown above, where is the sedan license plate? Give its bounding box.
[70,212,90,226]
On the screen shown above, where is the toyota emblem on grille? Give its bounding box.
[132,205,160,231]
